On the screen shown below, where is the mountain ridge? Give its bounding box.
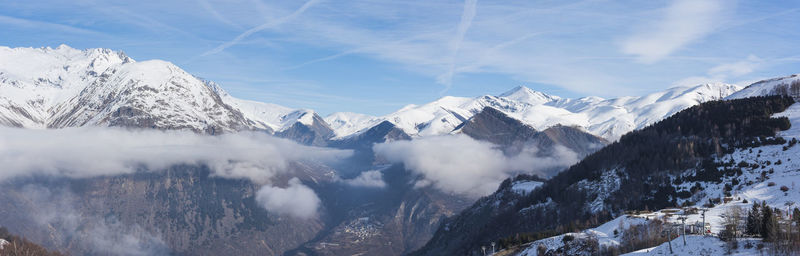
[0,45,746,142]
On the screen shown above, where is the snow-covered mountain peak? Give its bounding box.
[499,85,560,105]
[326,82,744,140]
[0,45,140,127]
[0,45,332,134]
[325,112,381,138]
[283,109,317,126]
[45,57,252,133]
[0,45,787,143]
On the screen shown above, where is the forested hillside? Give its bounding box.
[415,96,796,255]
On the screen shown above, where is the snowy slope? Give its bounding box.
[727,74,800,99]
[652,102,800,234]
[47,60,250,133]
[516,215,648,256]
[0,45,132,128]
[500,85,561,105]
[623,236,761,256]
[203,79,323,133]
[0,45,319,133]
[324,112,382,138]
[543,83,742,139]
[331,83,741,141]
[515,101,800,256]
[510,180,544,195]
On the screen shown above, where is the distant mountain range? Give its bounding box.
[2,45,799,256]
[0,45,745,142]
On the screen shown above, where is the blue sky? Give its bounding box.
[1,0,798,116]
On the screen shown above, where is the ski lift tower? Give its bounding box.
[666,224,674,254]
[677,215,688,246]
[700,208,709,236]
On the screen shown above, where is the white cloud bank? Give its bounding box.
[0,127,350,182]
[373,135,578,198]
[0,127,351,218]
[255,178,321,219]
[341,169,386,188]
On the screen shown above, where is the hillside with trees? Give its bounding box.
[415,96,796,255]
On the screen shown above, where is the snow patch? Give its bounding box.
[511,180,543,195]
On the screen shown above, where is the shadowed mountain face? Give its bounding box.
[330,121,412,151]
[460,107,607,155]
[0,164,330,256]
[0,154,466,256]
[533,125,608,156]
[458,106,540,147]
[275,112,336,146]
[459,107,608,177]
[286,165,474,256]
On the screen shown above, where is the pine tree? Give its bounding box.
[746,202,761,236]
[761,205,778,241]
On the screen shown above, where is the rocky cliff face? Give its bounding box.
[0,164,331,256]
[290,165,473,256]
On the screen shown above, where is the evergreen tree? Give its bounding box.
[793,207,800,226]
[761,205,777,241]
[746,202,761,236]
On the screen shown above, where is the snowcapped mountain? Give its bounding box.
[544,83,742,139]
[204,79,326,134]
[329,83,741,141]
[46,59,251,133]
[0,45,131,128]
[0,45,318,134]
[499,85,561,104]
[0,44,747,141]
[324,112,383,138]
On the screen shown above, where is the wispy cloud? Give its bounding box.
[673,54,763,87]
[621,0,727,63]
[87,3,194,37]
[1,0,798,115]
[437,0,478,92]
[197,0,243,29]
[0,15,100,35]
[708,55,762,77]
[199,0,320,57]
